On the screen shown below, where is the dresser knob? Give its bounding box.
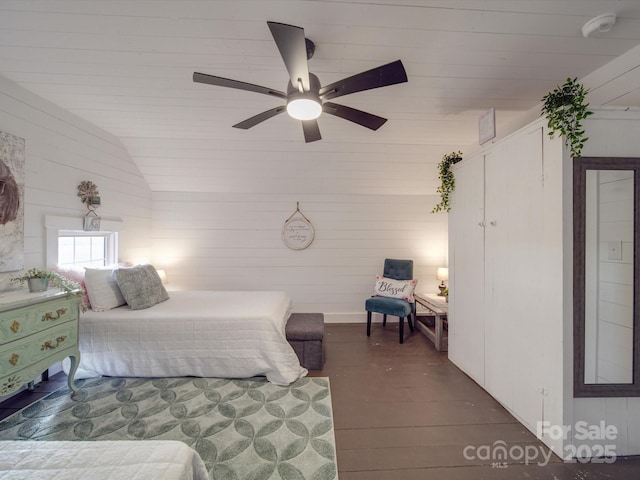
[9,354,19,366]
[10,320,20,333]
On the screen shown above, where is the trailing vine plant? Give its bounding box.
[541,77,593,158]
[432,151,463,213]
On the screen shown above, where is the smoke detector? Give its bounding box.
[582,13,617,38]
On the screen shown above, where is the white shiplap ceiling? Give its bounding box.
[2,0,640,193]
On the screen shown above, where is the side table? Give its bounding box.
[414,292,448,352]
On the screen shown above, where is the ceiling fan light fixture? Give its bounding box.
[194,23,408,141]
[287,93,322,120]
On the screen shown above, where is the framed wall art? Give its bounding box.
[83,212,101,232]
[282,202,314,250]
[0,130,25,273]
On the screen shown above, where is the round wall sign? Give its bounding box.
[282,217,314,250]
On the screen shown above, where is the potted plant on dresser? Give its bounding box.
[10,268,81,294]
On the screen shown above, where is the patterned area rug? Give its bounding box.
[0,376,338,480]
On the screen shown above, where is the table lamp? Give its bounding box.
[436,267,448,296]
[156,269,168,285]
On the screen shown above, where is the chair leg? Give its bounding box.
[399,316,404,344]
[366,311,372,336]
[382,314,387,326]
[407,314,414,332]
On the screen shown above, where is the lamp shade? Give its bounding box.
[436,267,449,281]
[156,269,168,285]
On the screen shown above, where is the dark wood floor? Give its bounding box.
[310,323,640,479]
[2,322,640,479]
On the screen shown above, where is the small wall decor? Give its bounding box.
[0,130,25,273]
[77,180,100,205]
[83,212,101,231]
[77,181,101,231]
[282,202,314,250]
[478,107,496,145]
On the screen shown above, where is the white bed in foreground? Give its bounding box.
[0,440,208,480]
[66,290,307,386]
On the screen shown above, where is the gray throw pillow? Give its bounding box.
[115,264,169,310]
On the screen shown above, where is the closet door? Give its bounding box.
[483,127,545,429]
[483,141,513,406]
[449,154,486,385]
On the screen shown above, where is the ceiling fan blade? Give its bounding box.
[233,106,286,129]
[193,72,287,99]
[267,21,311,91]
[323,102,388,130]
[301,119,322,143]
[319,60,408,101]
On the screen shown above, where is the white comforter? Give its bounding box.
[0,440,209,480]
[67,290,307,385]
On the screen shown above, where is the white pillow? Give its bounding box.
[373,275,417,302]
[84,267,126,311]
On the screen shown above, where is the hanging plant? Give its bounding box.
[432,151,463,213]
[541,77,593,158]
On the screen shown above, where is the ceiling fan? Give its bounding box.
[193,21,408,143]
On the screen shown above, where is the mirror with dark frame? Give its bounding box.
[574,157,640,397]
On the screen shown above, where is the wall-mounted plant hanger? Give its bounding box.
[541,77,593,158]
[432,151,463,213]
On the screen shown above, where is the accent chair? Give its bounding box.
[365,258,415,344]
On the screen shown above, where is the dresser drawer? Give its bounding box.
[0,321,78,377]
[0,297,78,343]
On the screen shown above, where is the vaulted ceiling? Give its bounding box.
[2,0,640,193]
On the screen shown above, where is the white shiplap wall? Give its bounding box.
[570,113,640,456]
[147,129,452,322]
[152,190,448,322]
[0,74,153,289]
[0,63,450,323]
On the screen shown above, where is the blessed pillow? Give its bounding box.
[373,275,417,302]
[84,267,126,311]
[115,264,169,310]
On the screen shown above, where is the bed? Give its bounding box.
[65,289,308,386]
[0,440,209,480]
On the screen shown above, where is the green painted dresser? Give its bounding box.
[0,289,81,396]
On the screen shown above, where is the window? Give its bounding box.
[58,233,110,269]
[56,230,117,268]
[45,216,121,269]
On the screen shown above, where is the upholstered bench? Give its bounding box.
[286,313,324,370]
